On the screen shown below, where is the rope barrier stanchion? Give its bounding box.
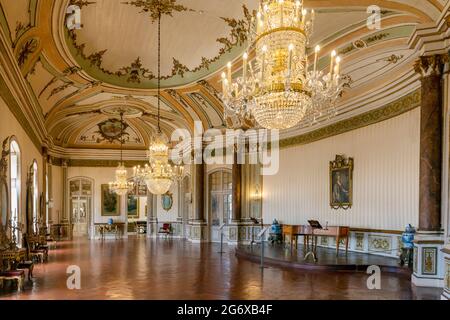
[257,227,269,269]
[218,223,226,254]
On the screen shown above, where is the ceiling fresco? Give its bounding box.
[65,0,256,88]
[0,0,447,157]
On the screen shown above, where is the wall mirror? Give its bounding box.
[0,179,9,229]
[0,137,11,246]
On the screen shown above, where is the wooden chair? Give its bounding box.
[0,270,25,292]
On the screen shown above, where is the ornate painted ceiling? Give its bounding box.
[0,0,448,159]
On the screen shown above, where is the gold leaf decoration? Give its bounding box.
[17,38,38,67]
[122,0,195,22]
[216,5,253,52]
[69,0,96,8]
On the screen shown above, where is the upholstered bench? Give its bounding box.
[0,270,25,292]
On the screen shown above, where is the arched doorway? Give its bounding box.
[209,169,232,242]
[69,177,93,238]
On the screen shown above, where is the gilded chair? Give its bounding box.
[0,269,25,292]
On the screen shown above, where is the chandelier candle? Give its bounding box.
[313,45,320,73]
[330,50,336,74]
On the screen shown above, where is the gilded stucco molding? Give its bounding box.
[414,54,449,78]
[279,89,421,149]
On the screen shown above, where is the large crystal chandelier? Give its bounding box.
[134,132,184,195]
[133,7,184,195]
[221,0,344,130]
[109,112,134,196]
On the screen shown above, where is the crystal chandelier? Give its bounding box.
[109,112,134,196]
[133,7,184,195]
[221,0,344,130]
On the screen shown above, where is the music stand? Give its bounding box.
[304,220,322,262]
[307,220,322,229]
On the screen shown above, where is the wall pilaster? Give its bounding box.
[413,54,447,288]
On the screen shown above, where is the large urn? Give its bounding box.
[401,224,416,249]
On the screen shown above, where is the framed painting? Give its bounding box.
[127,194,139,218]
[330,155,353,210]
[137,183,148,197]
[127,179,136,197]
[161,192,173,211]
[101,184,120,216]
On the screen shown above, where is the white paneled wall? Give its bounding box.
[263,108,420,231]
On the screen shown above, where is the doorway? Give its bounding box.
[209,170,232,242]
[69,178,93,238]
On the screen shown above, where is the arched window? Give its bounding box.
[10,140,20,239]
[32,161,38,232]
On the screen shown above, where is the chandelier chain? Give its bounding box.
[157,7,161,133]
[120,112,124,163]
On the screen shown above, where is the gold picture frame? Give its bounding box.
[161,192,173,211]
[101,184,120,216]
[127,194,139,218]
[330,155,353,210]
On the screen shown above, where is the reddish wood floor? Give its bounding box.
[0,237,442,300]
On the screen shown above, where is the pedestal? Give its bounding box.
[147,218,158,238]
[412,231,445,287]
[187,221,208,243]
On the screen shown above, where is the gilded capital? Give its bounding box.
[414,54,448,78]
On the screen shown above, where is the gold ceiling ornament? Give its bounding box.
[108,112,134,196]
[221,0,345,130]
[133,6,184,195]
[16,38,39,67]
[69,0,96,9]
[122,0,195,22]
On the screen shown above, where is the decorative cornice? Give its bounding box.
[65,159,148,168]
[279,89,421,149]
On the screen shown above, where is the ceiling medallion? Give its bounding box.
[96,118,130,143]
[101,105,143,118]
[221,0,344,130]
